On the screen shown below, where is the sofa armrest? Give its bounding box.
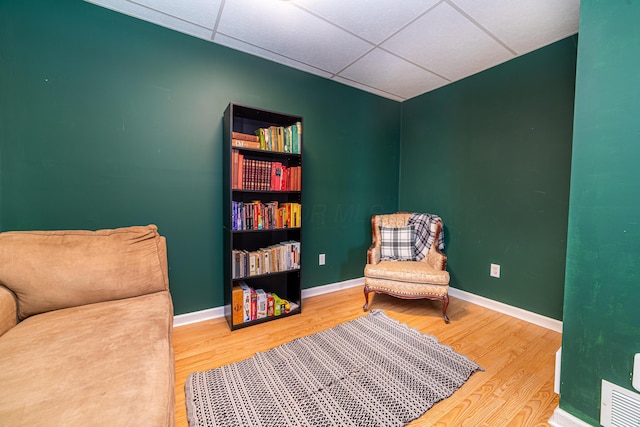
[0,285,17,337]
[425,244,447,271]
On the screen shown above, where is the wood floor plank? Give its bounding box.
[173,285,561,426]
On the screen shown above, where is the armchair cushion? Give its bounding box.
[365,260,450,285]
[380,225,416,261]
[364,278,449,297]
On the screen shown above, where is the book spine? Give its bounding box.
[232,139,261,149]
[256,289,267,319]
[267,293,274,317]
[250,288,257,320]
[232,285,244,325]
[241,283,251,322]
[232,131,260,142]
[232,150,238,189]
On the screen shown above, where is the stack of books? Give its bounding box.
[231,132,261,149]
[255,123,301,154]
[232,201,300,230]
[232,283,299,324]
[231,150,301,191]
[231,241,300,278]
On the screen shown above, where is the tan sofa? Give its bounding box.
[0,225,175,426]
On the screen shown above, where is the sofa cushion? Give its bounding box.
[379,225,416,261]
[0,291,174,426]
[0,225,168,319]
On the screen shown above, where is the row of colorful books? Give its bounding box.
[232,149,301,191]
[231,240,300,279]
[232,123,301,154]
[232,201,301,230]
[232,282,299,324]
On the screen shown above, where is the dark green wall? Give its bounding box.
[399,37,577,320]
[0,0,400,315]
[560,1,640,424]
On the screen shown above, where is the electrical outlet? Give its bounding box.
[319,254,325,266]
[490,263,501,278]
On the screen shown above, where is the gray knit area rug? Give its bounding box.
[185,310,482,427]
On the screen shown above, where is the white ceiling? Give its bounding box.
[86,0,580,102]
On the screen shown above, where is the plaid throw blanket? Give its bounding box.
[409,213,444,261]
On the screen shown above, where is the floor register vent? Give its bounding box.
[601,379,640,427]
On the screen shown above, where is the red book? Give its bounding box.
[253,202,258,230]
[290,166,298,191]
[271,162,282,191]
[249,159,256,190]
[281,166,288,191]
[267,293,275,317]
[261,160,269,191]
[237,154,244,190]
[250,288,257,320]
[232,150,239,189]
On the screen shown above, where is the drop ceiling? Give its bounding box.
[86,0,580,102]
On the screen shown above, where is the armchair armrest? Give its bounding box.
[0,286,18,337]
[425,243,447,271]
[367,244,381,264]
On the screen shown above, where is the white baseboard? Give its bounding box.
[448,287,563,333]
[548,407,593,427]
[173,305,225,327]
[301,277,364,299]
[173,277,364,328]
[174,279,562,333]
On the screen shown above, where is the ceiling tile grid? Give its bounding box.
[86,0,216,41]
[292,0,441,45]
[216,0,374,74]
[452,0,581,55]
[85,0,580,101]
[381,2,515,82]
[340,48,450,100]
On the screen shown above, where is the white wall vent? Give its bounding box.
[601,379,640,427]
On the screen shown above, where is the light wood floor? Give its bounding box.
[173,285,561,426]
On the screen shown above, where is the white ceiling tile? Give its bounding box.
[132,0,222,30]
[452,0,580,54]
[86,0,214,40]
[216,0,373,74]
[213,33,333,79]
[293,0,439,45]
[382,2,514,81]
[338,48,449,100]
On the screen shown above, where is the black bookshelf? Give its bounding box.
[223,103,303,330]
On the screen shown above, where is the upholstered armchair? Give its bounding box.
[363,212,451,323]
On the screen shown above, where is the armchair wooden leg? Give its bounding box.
[442,294,450,323]
[363,286,370,311]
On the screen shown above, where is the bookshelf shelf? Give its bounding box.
[231,267,301,282]
[231,146,301,158]
[232,190,301,194]
[231,227,301,234]
[223,103,303,330]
